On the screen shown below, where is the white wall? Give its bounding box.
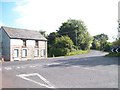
[27,40,35,46]
[10,39,23,45]
[39,41,45,48]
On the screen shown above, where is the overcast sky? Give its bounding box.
[0,0,119,41]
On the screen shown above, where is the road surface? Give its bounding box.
[0,50,118,89]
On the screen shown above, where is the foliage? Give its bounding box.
[58,19,93,50]
[47,19,93,57]
[66,50,89,56]
[106,52,120,57]
[112,39,120,47]
[47,32,59,46]
[39,30,48,38]
[48,36,74,57]
[91,33,109,51]
[104,42,112,52]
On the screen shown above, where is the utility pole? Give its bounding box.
[75,30,77,47]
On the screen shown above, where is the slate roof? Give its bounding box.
[1,26,47,41]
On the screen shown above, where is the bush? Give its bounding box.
[49,47,70,57]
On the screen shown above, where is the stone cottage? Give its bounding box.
[0,26,47,61]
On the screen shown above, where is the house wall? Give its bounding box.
[10,39,23,61]
[0,29,2,59]
[10,39,47,61]
[2,28,10,61]
[39,41,47,58]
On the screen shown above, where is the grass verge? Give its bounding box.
[66,50,90,56]
[105,52,120,57]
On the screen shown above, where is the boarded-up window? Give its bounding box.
[34,49,39,57]
[22,49,27,57]
[35,41,39,47]
[23,40,26,47]
[41,49,45,57]
[13,49,19,58]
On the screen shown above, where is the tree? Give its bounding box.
[39,30,47,37]
[47,32,59,46]
[91,33,109,51]
[112,38,120,48]
[58,19,92,50]
[49,36,74,57]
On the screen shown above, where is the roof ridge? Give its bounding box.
[1,26,39,32]
[1,26,47,41]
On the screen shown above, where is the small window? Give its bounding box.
[13,49,19,58]
[23,40,26,47]
[35,40,39,47]
[41,49,45,57]
[22,49,27,57]
[34,49,39,57]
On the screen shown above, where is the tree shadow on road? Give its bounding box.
[43,56,118,68]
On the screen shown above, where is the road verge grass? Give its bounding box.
[66,50,90,56]
[105,52,120,57]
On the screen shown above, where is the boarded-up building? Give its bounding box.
[0,26,47,61]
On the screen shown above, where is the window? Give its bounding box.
[34,49,39,57]
[23,40,26,47]
[22,49,27,57]
[13,49,19,58]
[35,40,39,47]
[41,49,45,57]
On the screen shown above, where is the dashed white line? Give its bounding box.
[83,67,95,71]
[4,67,12,70]
[16,73,55,88]
[17,66,20,69]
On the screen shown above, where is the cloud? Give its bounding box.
[14,0,119,40]
[0,21,5,27]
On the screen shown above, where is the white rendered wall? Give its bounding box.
[10,39,23,46]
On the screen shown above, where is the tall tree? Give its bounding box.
[58,19,92,50]
[49,35,74,57]
[92,34,108,50]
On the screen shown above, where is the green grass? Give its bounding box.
[66,50,90,56]
[105,52,120,57]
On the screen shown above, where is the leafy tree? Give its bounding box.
[39,30,47,37]
[49,36,74,57]
[47,32,59,46]
[91,39,100,50]
[58,19,92,50]
[91,33,109,51]
[112,39,120,47]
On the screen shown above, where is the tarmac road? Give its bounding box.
[1,50,118,89]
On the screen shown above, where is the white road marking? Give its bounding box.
[4,67,12,70]
[0,68,1,71]
[72,66,80,68]
[21,66,25,69]
[83,67,95,71]
[17,66,20,69]
[47,63,60,66]
[16,73,55,88]
[69,66,96,71]
[30,65,37,68]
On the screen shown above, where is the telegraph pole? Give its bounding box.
[75,30,77,47]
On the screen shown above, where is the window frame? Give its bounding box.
[13,49,19,58]
[41,49,45,57]
[35,40,39,47]
[34,49,39,57]
[22,48,27,58]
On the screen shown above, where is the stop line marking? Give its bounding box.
[16,73,55,88]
